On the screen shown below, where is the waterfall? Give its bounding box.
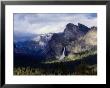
[59,47,65,60]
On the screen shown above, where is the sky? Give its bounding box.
[14,13,97,37]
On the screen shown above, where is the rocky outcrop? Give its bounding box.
[47,23,96,59]
[65,26,97,55]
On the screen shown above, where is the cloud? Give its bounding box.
[14,13,97,36]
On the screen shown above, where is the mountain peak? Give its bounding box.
[78,23,90,33]
[78,23,88,28]
[66,23,77,29]
[90,26,97,30]
[66,23,74,27]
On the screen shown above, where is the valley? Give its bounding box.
[14,23,97,75]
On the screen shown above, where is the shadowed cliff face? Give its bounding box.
[14,23,97,60]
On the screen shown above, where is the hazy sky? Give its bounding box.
[14,13,97,36]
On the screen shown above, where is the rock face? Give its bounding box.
[47,23,96,59]
[78,23,90,33]
[14,23,97,60]
[64,23,84,41]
